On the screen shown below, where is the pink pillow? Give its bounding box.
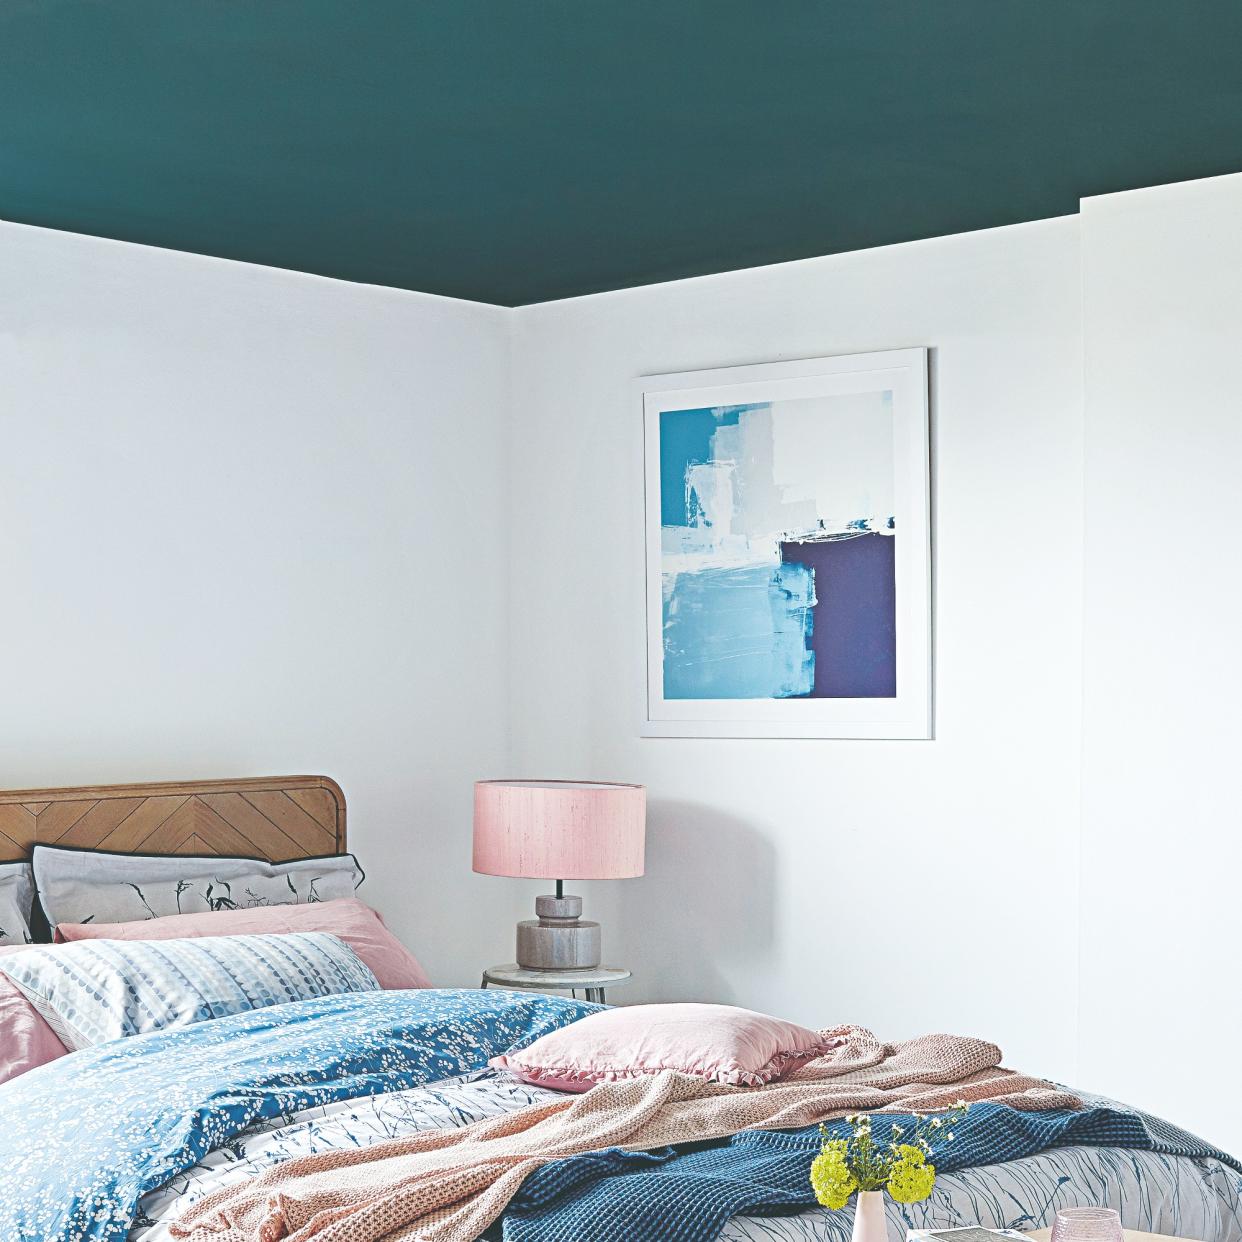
[0,944,69,1085]
[54,897,431,990]
[491,1002,837,1091]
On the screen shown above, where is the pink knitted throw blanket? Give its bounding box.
[170,1027,1081,1242]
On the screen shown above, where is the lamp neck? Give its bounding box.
[555,878,563,900]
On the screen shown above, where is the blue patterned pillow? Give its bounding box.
[0,931,379,1050]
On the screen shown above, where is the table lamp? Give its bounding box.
[473,779,646,970]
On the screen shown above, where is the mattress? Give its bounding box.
[130,1069,1242,1242]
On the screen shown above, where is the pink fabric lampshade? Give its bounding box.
[473,780,645,880]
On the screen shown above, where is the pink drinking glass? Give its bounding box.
[1050,1207,1124,1242]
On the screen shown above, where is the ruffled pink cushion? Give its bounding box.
[54,896,431,990]
[0,944,69,1085]
[491,1002,838,1091]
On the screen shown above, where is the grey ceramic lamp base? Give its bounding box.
[516,893,601,970]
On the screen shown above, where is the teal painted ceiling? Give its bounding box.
[3,2,1242,306]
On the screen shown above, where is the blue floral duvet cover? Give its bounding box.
[0,987,596,1242]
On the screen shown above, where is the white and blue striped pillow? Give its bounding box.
[0,931,379,1050]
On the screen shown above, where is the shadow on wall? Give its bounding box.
[616,798,776,1005]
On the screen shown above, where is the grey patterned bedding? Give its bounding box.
[130,1069,1242,1242]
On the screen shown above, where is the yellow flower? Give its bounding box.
[887,1154,936,1204]
[810,1142,859,1211]
[892,1144,925,1166]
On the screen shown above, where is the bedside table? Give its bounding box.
[480,963,632,1004]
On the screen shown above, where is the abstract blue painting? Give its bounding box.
[642,351,930,738]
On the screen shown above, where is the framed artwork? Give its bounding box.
[641,349,931,739]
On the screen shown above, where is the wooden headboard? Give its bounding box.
[0,776,346,865]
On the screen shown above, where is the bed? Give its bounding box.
[1,776,1238,1242]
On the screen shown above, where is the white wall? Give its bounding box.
[507,219,1086,1083]
[1079,174,1242,1153]
[6,180,1238,1151]
[0,221,525,985]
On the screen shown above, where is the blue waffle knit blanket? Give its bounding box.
[496,1093,1242,1242]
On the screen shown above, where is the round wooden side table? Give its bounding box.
[481,963,632,1004]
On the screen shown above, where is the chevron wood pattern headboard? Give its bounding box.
[0,776,346,864]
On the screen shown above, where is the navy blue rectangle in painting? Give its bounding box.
[779,533,897,698]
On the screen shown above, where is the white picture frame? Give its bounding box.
[640,348,931,739]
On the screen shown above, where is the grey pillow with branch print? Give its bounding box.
[32,848,362,929]
[0,863,36,945]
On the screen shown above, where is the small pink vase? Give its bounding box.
[851,1190,887,1242]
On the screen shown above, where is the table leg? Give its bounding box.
[585,987,605,1004]
[481,976,489,989]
